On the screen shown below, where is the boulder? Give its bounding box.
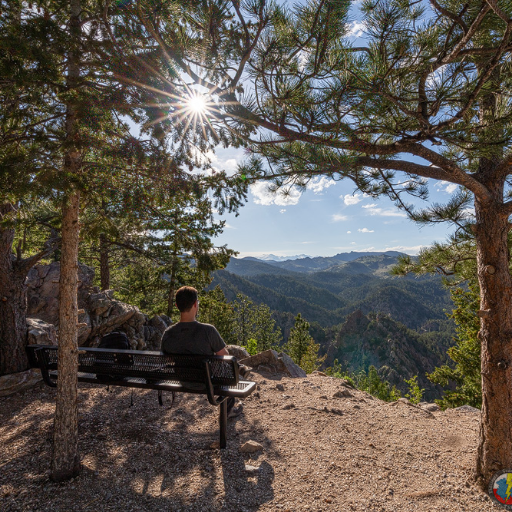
[26,263,176,352]
[148,315,168,334]
[333,389,353,398]
[26,318,58,346]
[27,262,95,326]
[418,402,441,412]
[0,369,42,397]
[240,350,307,378]
[226,345,250,360]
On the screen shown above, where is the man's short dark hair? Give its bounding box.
[175,286,198,312]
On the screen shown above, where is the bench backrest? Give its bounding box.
[26,345,240,386]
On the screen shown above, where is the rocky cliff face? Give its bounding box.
[331,310,451,400]
[26,262,171,350]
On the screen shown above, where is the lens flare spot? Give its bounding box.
[186,94,207,114]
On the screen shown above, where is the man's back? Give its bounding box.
[161,320,225,355]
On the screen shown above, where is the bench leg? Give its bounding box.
[219,400,227,449]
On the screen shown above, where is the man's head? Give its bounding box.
[175,286,198,312]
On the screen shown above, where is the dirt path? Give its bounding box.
[0,372,502,511]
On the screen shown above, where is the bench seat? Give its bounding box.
[26,344,256,448]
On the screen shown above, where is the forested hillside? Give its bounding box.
[210,252,456,398]
[212,252,453,331]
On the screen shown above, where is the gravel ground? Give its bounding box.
[0,371,504,511]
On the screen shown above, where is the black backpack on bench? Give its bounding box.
[96,331,132,382]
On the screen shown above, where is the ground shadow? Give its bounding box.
[0,381,276,512]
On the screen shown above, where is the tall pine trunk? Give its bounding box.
[0,204,28,375]
[474,168,512,487]
[50,0,81,482]
[166,250,178,319]
[99,233,110,290]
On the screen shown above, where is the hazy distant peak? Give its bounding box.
[247,254,312,262]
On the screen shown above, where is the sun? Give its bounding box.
[186,93,208,115]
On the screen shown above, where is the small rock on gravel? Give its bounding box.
[455,405,480,413]
[244,464,261,473]
[240,440,264,453]
[333,389,353,398]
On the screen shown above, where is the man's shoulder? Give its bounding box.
[163,321,216,332]
[195,321,216,329]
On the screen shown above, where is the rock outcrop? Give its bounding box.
[26,262,171,350]
[226,345,250,360]
[240,349,307,378]
[26,318,58,346]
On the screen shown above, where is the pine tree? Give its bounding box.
[168,0,512,486]
[231,294,282,351]
[198,287,238,345]
[285,313,324,373]
[1,0,248,481]
[394,235,483,408]
[428,283,482,409]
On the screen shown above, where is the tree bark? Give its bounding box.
[0,204,28,375]
[166,250,178,319]
[99,233,110,291]
[51,193,81,482]
[50,0,81,482]
[474,175,512,487]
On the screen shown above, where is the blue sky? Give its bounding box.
[208,147,457,259]
[136,1,459,260]
[207,2,459,259]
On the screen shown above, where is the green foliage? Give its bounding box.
[354,366,402,402]
[326,360,401,402]
[394,234,483,408]
[199,289,282,351]
[428,283,482,409]
[245,338,259,356]
[231,294,282,352]
[284,314,326,374]
[198,287,238,346]
[404,375,424,405]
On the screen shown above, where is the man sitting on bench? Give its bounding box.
[161,286,244,418]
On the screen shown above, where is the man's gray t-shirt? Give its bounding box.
[161,321,226,355]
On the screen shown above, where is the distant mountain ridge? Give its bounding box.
[213,251,450,332]
[246,253,311,261]
[242,251,405,272]
[211,251,455,399]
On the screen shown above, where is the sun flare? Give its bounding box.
[186,94,208,115]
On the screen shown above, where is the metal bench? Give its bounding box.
[26,344,256,448]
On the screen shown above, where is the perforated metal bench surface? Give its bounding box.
[26,345,256,448]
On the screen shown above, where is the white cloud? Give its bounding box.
[190,148,218,166]
[436,180,458,194]
[358,228,374,233]
[362,204,407,217]
[307,177,336,194]
[224,158,238,171]
[362,203,378,209]
[332,214,348,222]
[280,209,286,214]
[297,49,310,72]
[384,245,425,255]
[224,223,235,229]
[347,230,352,234]
[343,193,362,206]
[347,21,365,38]
[250,182,301,206]
[301,241,316,244]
